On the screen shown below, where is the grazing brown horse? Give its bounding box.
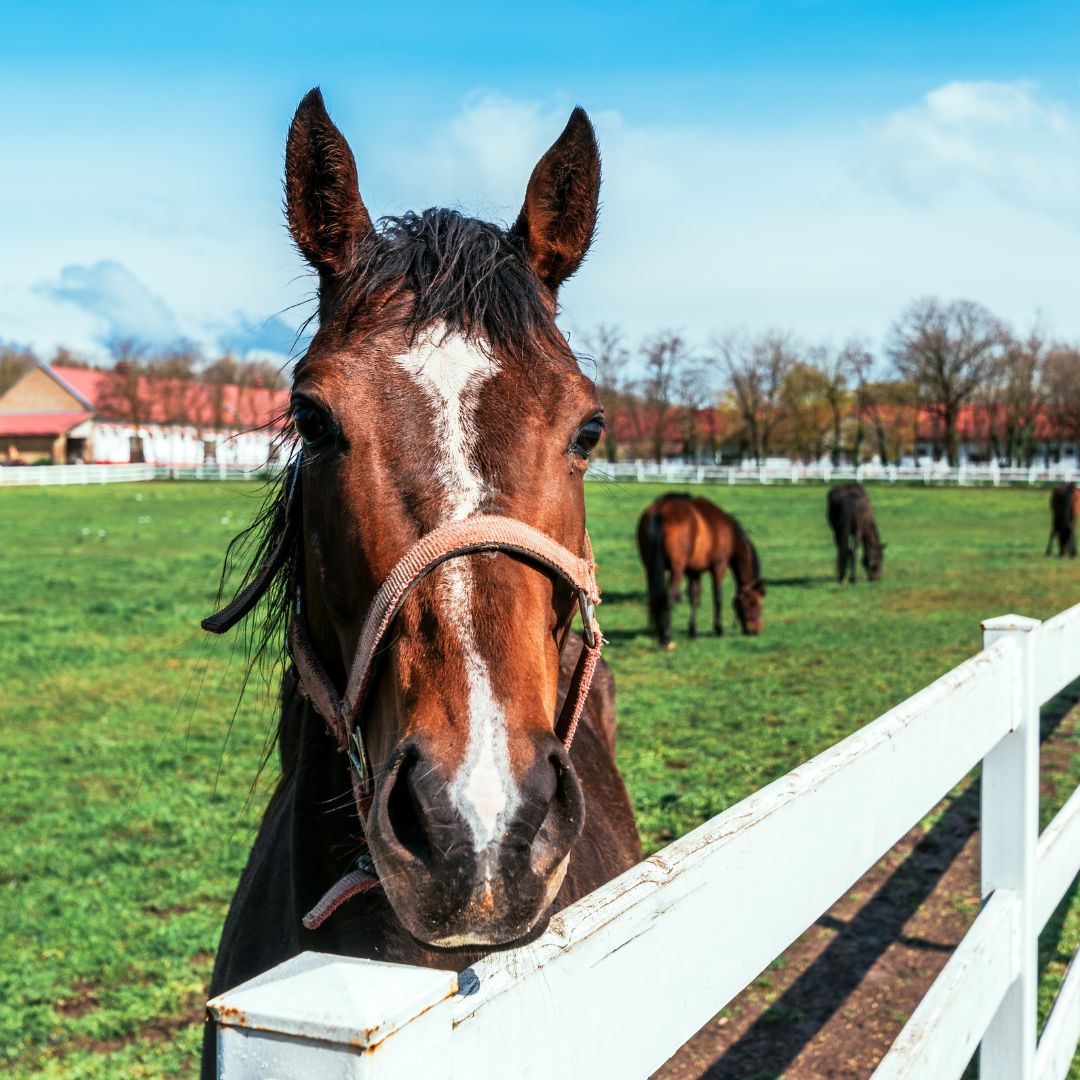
[1047,482,1080,557]
[636,493,765,648]
[199,89,640,1076]
[827,482,884,583]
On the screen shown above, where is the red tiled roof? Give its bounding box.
[913,404,1058,441]
[0,412,90,436]
[47,365,290,429]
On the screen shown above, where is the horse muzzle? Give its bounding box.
[366,736,585,947]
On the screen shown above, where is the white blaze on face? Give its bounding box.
[393,326,519,854]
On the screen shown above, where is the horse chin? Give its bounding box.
[390,853,572,951]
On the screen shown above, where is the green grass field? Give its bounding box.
[2,480,1079,1077]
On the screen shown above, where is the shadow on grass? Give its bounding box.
[599,589,648,604]
[764,576,831,588]
[696,687,1079,1080]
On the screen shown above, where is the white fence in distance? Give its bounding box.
[588,459,1080,487]
[209,604,1080,1080]
[2,459,1078,488]
[0,463,278,486]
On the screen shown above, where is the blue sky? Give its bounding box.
[2,1,1079,367]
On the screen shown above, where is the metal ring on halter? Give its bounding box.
[579,591,597,647]
[348,728,372,796]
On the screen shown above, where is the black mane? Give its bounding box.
[330,209,564,358]
[732,517,762,585]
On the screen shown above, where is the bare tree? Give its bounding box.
[675,364,713,462]
[715,330,798,464]
[50,346,91,369]
[780,361,831,463]
[147,343,202,425]
[850,348,917,466]
[806,342,861,465]
[0,344,36,397]
[203,353,242,429]
[579,325,630,461]
[888,298,1004,466]
[640,332,690,464]
[97,338,151,427]
[1043,346,1080,461]
[979,328,1045,465]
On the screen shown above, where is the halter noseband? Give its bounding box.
[202,455,605,928]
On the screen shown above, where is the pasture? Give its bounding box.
[2,480,1079,1078]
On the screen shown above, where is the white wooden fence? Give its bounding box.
[588,459,1079,487]
[3,459,1076,488]
[0,462,278,486]
[208,604,1080,1080]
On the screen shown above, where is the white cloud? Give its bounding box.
[37,260,183,346]
[871,80,1080,223]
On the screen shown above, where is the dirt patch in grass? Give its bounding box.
[64,992,204,1057]
[654,693,1080,1080]
[142,903,194,918]
[55,982,101,1020]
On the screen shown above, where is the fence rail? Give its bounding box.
[0,463,282,486]
[209,603,1080,1080]
[587,459,1079,486]
[3,459,1077,488]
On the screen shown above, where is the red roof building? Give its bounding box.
[0,362,290,466]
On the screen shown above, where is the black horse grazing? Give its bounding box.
[1047,482,1079,557]
[198,90,640,1076]
[827,483,884,584]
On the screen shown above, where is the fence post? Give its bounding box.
[979,614,1040,1080]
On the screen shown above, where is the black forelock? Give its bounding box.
[327,208,565,359]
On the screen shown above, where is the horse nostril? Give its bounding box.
[385,749,432,867]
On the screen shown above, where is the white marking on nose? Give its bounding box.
[393,325,519,851]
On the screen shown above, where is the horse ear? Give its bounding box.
[512,107,601,293]
[285,88,373,295]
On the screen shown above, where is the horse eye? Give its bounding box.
[292,402,332,448]
[572,417,605,458]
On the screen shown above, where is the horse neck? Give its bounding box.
[863,518,881,553]
[284,690,360,895]
[730,531,757,588]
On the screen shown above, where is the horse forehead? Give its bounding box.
[391,327,500,398]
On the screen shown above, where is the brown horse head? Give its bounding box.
[732,525,765,634]
[283,89,604,947]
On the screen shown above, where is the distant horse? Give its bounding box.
[199,90,640,1076]
[1047,482,1080,557]
[636,493,765,648]
[827,482,884,583]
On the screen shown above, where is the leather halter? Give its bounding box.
[202,455,605,928]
